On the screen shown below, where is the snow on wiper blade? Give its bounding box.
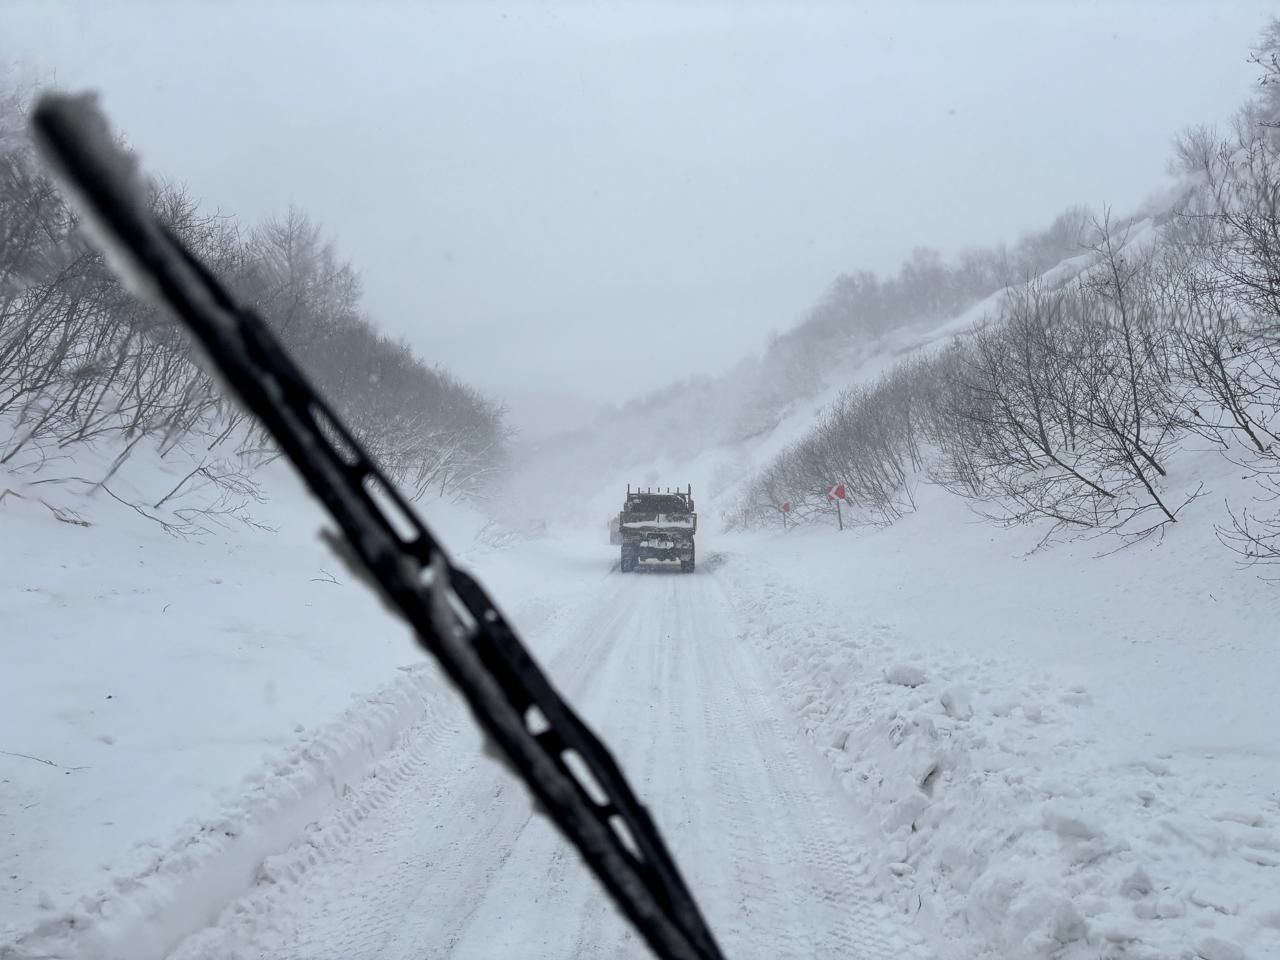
[30,92,727,960]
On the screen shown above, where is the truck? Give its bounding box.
[618,484,697,573]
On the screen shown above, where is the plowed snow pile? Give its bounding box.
[719,475,1280,960]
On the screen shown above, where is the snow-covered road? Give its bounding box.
[167,563,929,960]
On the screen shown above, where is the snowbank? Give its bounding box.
[10,663,454,960]
[0,439,596,958]
[717,475,1280,960]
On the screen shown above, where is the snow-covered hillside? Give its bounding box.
[0,439,601,959]
[8,249,1279,960]
[501,208,1159,531]
[3,107,1275,960]
[719,480,1280,960]
[572,230,1280,957]
[525,264,1280,957]
[9,5,1280,959]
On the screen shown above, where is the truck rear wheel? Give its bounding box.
[681,546,695,574]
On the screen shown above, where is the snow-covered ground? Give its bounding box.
[718,471,1280,960]
[6,431,1280,959]
[5,276,1280,960]
[161,558,929,960]
[0,444,600,959]
[8,433,1279,960]
[3,444,937,959]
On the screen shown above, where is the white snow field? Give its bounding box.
[0,447,609,959]
[719,480,1280,960]
[2,457,930,960]
[164,560,927,960]
[4,266,1280,959]
[6,441,1280,960]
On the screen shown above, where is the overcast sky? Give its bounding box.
[2,0,1275,433]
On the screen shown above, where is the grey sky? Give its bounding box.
[2,1,1274,433]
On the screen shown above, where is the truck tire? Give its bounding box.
[681,546,695,574]
[620,546,635,573]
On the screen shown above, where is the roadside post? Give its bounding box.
[826,484,846,531]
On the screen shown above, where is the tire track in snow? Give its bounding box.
[689,572,925,960]
[166,564,932,960]
[165,579,631,960]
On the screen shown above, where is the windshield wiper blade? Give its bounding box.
[31,92,727,960]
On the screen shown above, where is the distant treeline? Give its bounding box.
[729,21,1280,567]
[0,88,507,510]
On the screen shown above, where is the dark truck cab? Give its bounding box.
[618,485,697,573]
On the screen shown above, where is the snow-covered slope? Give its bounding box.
[6,196,1276,960]
[552,219,1278,957]
[716,476,1280,960]
[0,439,599,959]
[500,215,1280,959]
[501,205,1158,534]
[161,560,933,960]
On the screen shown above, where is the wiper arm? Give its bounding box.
[31,93,726,960]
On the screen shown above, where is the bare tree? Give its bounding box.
[1,83,509,525]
